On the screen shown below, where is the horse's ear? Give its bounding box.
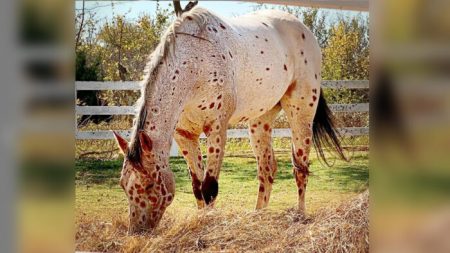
[173,1,183,17]
[113,131,128,154]
[139,131,153,153]
[184,1,198,12]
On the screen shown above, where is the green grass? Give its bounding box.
[76,151,368,220]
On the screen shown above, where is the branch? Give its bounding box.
[75,0,85,50]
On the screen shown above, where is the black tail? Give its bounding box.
[313,89,347,165]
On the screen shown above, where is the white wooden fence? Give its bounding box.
[76,80,369,156]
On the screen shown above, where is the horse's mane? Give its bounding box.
[127,7,214,164]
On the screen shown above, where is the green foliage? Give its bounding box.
[76,49,102,81]
[76,49,108,124]
[96,12,171,81]
[75,3,172,107]
[322,17,369,81]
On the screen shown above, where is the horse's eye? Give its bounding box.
[145,183,154,191]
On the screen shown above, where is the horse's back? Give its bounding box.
[223,10,321,123]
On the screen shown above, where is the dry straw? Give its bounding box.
[76,190,369,252]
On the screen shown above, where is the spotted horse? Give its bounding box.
[112,6,346,234]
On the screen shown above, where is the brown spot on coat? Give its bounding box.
[182,150,188,155]
[208,147,214,153]
[268,176,274,184]
[209,102,215,109]
[149,196,157,203]
[285,81,297,97]
[219,23,226,29]
[176,128,197,141]
[284,64,287,71]
[263,124,270,131]
[259,184,265,192]
[191,173,203,200]
[203,124,212,136]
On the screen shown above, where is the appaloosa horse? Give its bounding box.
[112,6,345,234]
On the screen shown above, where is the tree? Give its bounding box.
[322,16,369,81]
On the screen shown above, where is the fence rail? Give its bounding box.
[75,103,369,115]
[76,80,369,156]
[75,127,368,140]
[75,80,370,90]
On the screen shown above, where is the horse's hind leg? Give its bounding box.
[280,77,320,213]
[248,104,281,209]
[174,116,205,209]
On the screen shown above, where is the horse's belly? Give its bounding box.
[229,70,290,124]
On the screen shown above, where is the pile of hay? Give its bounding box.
[76,191,369,252]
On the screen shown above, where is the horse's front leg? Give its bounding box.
[174,116,205,208]
[201,118,229,206]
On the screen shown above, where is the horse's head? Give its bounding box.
[113,131,175,235]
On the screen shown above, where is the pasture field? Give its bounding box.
[76,149,368,252]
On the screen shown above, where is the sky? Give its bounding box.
[75,1,367,26]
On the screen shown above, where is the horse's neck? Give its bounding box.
[139,59,196,149]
